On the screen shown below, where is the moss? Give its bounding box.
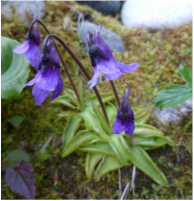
[1,1,192,199]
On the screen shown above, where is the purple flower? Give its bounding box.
[113,88,135,136]
[87,26,139,88]
[23,44,63,106]
[13,24,41,68]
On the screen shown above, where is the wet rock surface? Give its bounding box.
[77,1,121,16]
[1,1,45,25]
[121,0,192,31]
[79,21,125,53]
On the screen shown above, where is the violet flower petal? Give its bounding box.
[13,40,30,54]
[32,84,49,106]
[125,87,130,98]
[115,61,139,73]
[51,76,63,100]
[87,69,101,89]
[29,56,41,69]
[87,26,139,88]
[94,26,113,59]
[25,43,41,68]
[104,71,123,80]
[124,118,135,136]
[97,59,119,74]
[113,117,125,134]
[23,45,62,106]
[88,59,120,88]
[112,88,135,136]
[50,47,60,63]
[127,106,134,119]
[13,23,41,68]
[33,25,40,45]
[104,63,139,80]
[25,43,40,59]
[23,71,41,88]
[36,65,60,92]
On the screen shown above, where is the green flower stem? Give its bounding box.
[43,34,111,129]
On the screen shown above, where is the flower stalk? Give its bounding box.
[109,80,120,107]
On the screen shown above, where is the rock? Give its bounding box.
[77,1,121,16]
[155,107,182,124]
[121,0,192,31]
[179,98,192,115]
[79,21,125,53]
[1,2,7,6]
[154,98,192,125]
[1,1,45,25]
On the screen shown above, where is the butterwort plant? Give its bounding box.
[7,17,176,200]
[87,26,139,88]
[113,88,135,136]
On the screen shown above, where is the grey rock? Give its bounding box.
[77,1,121,16]
[155,107,182,124]
[1,1,8,6]
[154,98,192,125]
[80,21,125,53]
[179,98,192,115]
[1,1,45,25]
[121,0,192,31]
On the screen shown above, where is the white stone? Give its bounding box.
[121,0,192,30]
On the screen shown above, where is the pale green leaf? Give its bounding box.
[131,146,169,186]
[61,131,99,157]
[63,113,82,146]
[96,155,124,176]
[108,135,133,165]
[135,110,150,124]
[51,97,76,109]
[92,103,111,134]
[80,107,102,133]
[85,153,104,181]
[1,36,30,100]
[129,135,173,149]
[79,140,115,156]
[134,124,163,136]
